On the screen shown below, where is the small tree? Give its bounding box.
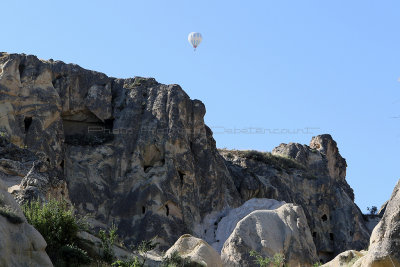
[99,223,118,263]
[367,206,378,215]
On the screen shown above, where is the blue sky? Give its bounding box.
[2,0,399,212]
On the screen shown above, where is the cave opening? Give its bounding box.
[321,214,328,221]
[329,233,334,241]
[24,117,32,133]
[165,204,169,216]
[18,63,25,79]
[60,160,64,170]
[178,171,185,185]
[144,165,152,173]
[142,206,146,214]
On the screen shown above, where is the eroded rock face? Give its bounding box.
[321,250,366,267]
[165,234,222,267]
[221,204,318,267]
[221,136,370,262]
[0,179,52,267]
[207,198,286,253]
[0,53,240,248]
[0,53,369,260]
[353,179,400,267]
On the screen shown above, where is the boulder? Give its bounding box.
[0,178,52,267]
[221,203,318,267]
[209,198,285,252]
[165,234,222,267]
[353,180,400,267]
[321,250,366,267]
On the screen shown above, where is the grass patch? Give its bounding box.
[238,150,306,171]
[162,251,205,267]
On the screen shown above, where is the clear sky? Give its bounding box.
[2,0,399,212]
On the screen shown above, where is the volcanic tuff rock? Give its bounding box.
[219,136,370,262]
[322,178,400,267]
[164,234,222,267]
[208,198,286,253]
[0,52,240,248]
[0,53,370,261]
[321,250,366,267]
[0,179,52,267]
[353,179,400,266]
[221,204,318,267]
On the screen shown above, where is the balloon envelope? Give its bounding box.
[188,32,202,49]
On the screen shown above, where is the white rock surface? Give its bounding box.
[0,179,53,267]
[165,234,222,267]
[211,198,285,252]
[221,203,318,267]
[321,250,366,267]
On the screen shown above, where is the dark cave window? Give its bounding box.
[321,214,328,221]
[178,171,185,185]
[312,232,317,238]
[19,64,25,78]
[24,117,32,133]
[60,160,64,170]
[165,204,169,216]
[190,142,193,151]
[144,165,152,173]
[329,233,334,241]
[142,206,146,214]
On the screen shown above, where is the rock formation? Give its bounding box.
[219,135,370,262]
[322,179,400,267]
[0,53,371,263]
[321,250,366,267]
[356,179,400,266]
[0,178,52,267]
[0,52,240,248]
[221,204,318,267]
[209,198,285,253]
[164,234,222,267]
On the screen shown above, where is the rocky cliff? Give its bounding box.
[218,136,370,262]
[0,178,52,267]
[0,53,371,263]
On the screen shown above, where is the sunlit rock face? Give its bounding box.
[220,135,370,262]
[0,53,369,261]
[0,179,52,267]
[221,204,318,267]
[0,53,240,248]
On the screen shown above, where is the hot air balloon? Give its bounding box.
[188,32,202,51]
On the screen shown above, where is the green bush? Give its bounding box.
[112,237,159,267]
[112,257,141,267]
[249,250,285,267]
[162,251,205,267]
[99,223,118,263]
[58,244,92,266]
[22,198,89,264]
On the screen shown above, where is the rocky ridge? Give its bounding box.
[0,53,374,264]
